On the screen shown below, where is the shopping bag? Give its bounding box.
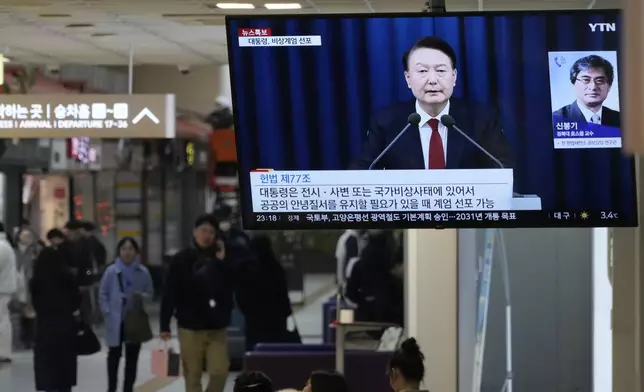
[151,343,181,378]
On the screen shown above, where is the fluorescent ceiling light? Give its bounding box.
[215,3,255,9]
[265,3,302,9]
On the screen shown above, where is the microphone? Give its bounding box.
[440,114,505,169]
[368,113,422,170]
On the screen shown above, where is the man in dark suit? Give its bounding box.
[352,36,513,170]
[552,55,620,128]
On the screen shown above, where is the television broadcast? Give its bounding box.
[225,10,636,230]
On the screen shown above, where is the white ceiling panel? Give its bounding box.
[0,0,622,66]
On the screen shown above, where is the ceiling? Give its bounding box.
[0,0,620,66]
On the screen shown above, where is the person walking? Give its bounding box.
[14,228,38,349]
[236,235,293,351]
[0,223,16,364]
[160,214,233,392]
[31,245,81,392]
[99,237,154,392]
[81,221,108,325]
[62,220,96,325]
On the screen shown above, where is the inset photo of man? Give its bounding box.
[549,51,622,149]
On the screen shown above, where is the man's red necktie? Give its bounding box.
[428,118,445,169]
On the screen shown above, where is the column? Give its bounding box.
[180,168,199,247]
[612,155,643,392]
[618,0,644,387]
[218,64,232,106]
[405,229,458,392]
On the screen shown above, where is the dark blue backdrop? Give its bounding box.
[226,10,636,221]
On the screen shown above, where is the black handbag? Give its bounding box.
[76,321,101,356]
[117,272,153,344]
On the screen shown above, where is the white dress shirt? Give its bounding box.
[416,100,450,169]
[576,100,603,124]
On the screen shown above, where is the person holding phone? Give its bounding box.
[160,214,232,392]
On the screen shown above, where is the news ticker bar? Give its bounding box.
[249,210,630,229]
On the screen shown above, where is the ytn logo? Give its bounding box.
[589,23,616,32]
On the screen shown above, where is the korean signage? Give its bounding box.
[0,94,175,138]
[250,169,515,213]
[237,28,322,47]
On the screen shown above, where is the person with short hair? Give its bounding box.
[352,35,513,170]
[387,338,427,392]
[63,220,99,325]
[302,370,348,392]
[160,213,233,392]
[234,371,274,392]
[553,54,620,127]
[46,228,66,248]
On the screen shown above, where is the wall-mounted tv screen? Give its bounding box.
[226,10,637,230]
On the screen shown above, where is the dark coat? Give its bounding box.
[553,101,621,128]
[236,236,292,350]
[30,247,81,391]
[160,244,235,332]
[86,235,107,270]
[345,233,403,325]
[351,98,514,170]
[58,239,95,286]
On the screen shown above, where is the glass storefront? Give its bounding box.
[70,168,187,264]
[71,171,117,259]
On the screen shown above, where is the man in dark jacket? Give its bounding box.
[79,221,107,325]
[80,221,107,272]
[62,220,97,325]
[160,214,233,392]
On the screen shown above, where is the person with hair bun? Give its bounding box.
[303,370,348,392]
[387,338,427,392]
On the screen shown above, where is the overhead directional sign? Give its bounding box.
[132,108,160,125]
[0,94,175,138]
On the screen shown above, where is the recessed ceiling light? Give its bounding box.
[65,23,95,28]
[215,3,255,9]
[264,3,301,9]
[39,14,72,18]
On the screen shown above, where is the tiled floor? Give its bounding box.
[1,273,335,392]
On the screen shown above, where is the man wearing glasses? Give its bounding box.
[553,55,620,128]
[352,36,513,170]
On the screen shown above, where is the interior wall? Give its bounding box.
[132,64,220,114]
[459,228,592,392]
[38,175,71,238]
